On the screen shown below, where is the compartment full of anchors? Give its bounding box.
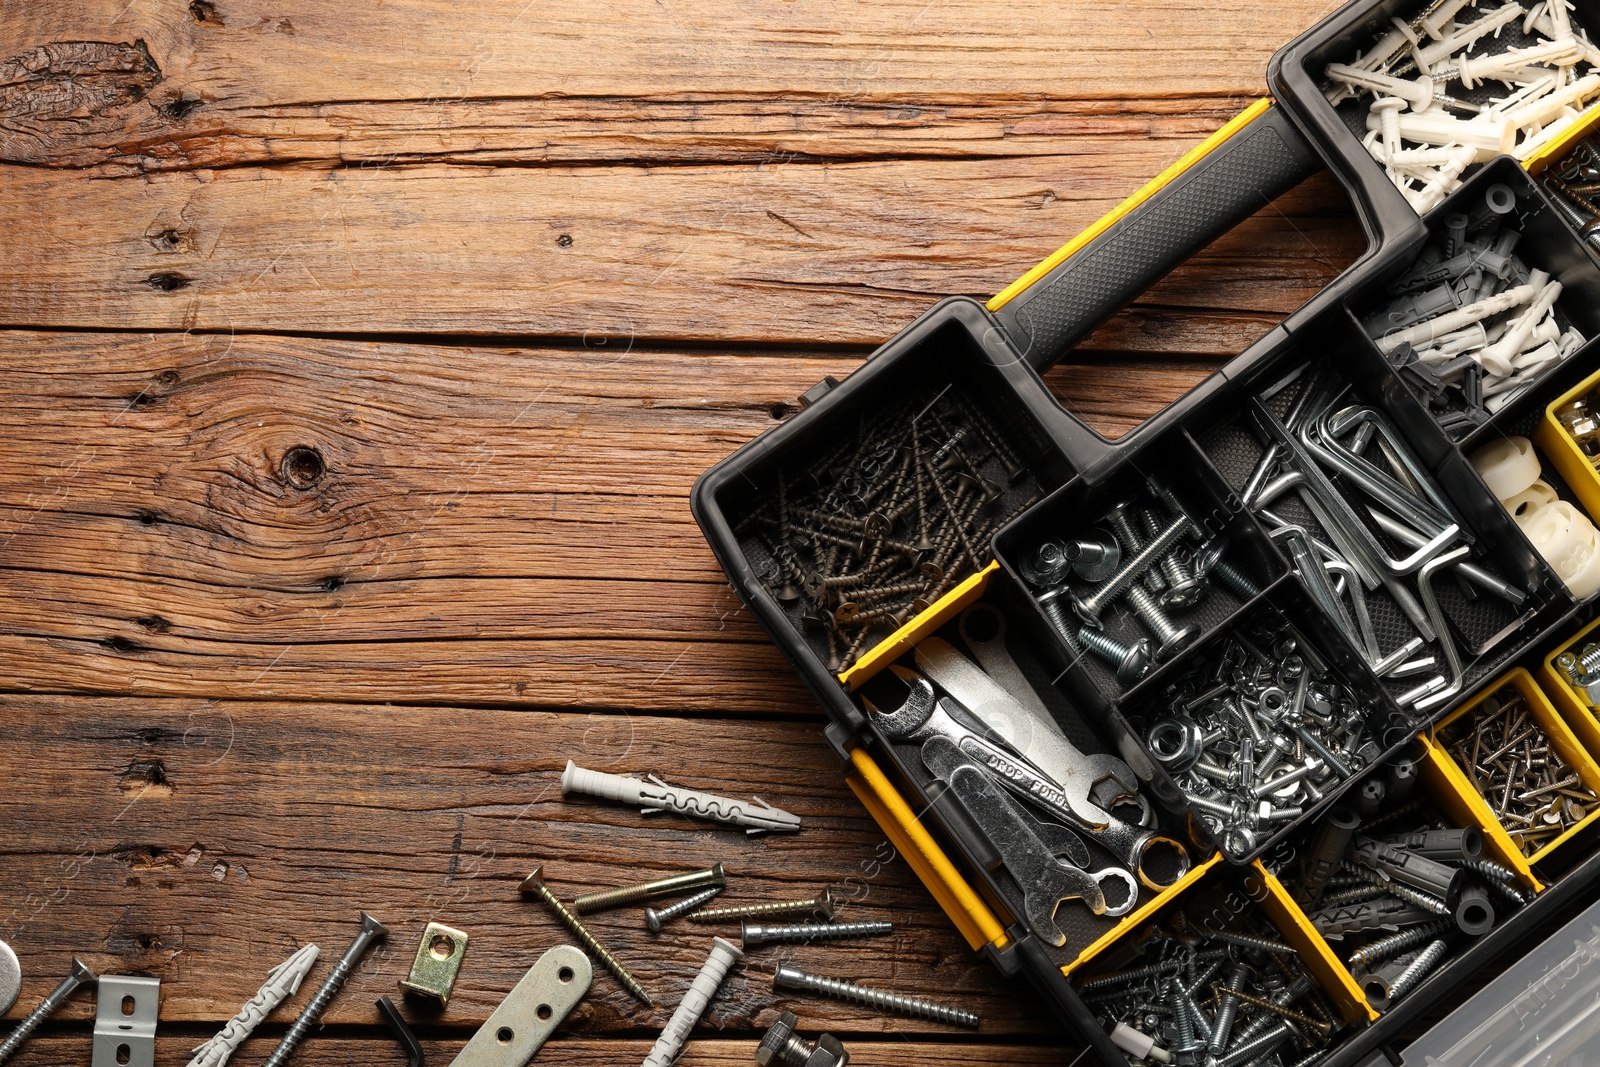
[1358,159,1599,438]
[1316,0,1600,213]
[848,567,1195,967]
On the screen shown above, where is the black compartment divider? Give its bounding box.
[849,564,1198,971]
[1122,572,1417,864]
[1347,159,1600,441]
[991,424,1289,707]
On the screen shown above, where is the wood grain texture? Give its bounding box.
[14,1036,1076,1066]
[0,330,1219,705]
[0,161,1360,348]
[0,695,1054,1038]
[0,0,1369,1062]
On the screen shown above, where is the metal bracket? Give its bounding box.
[399,922,469,1007]
[448,945,591,1067]
[93,975,159,1067]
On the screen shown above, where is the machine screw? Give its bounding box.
[774,965,979,1028]
[0,957,96,1064]
[689,888,834,924]
[1104,498,1164,594]
[646,886,724,932]
[1124,584,1198,660]
[1064,531,1121,581]
[1077,626,1153,684]
[575,863,727,914]
[742,920,892,948]
[1215,1019,1296,1067]
[1142,508,1205,607]
[262,912,388,1067]
[1071,514,1194,622]
[756,1010,850,1067]
[521,866,653,1006]
[1208,963,1253,1056]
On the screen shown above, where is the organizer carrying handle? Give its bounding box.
[989,99,1322,374]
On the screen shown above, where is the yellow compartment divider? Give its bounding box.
[846,747,1009,952]
[1062,853,1222,977]
[1522,101,1600,174]
[1416,733,1542,891]
[1536,363,1600,532]
[1433,667,1600,867]
[1254,862,1380,1025]
[840,561,998,690]
[987,98,1276,313]
[1539,615,1600,759]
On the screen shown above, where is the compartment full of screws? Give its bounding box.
[1437,676,1600,859]
[1132,597,1391,861]
[1321,0,1600,212]
[1363,169,1590,435]
[1541,126,1600,249]
[729,380,1052,674]
[1076,864,1362,1067]
[1274,760,1536,1017]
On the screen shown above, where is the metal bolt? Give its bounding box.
[1164,979,1202,1053]
[521,866,653,1006]
[1123,584,1198,660]
[1208,963,1252,1055]
[646,886,724,932]
[1071,514,1195,622]
[689,888,834,924]
[774,965,978,1028]
[1064,531,1121,581]
[1142,508,1205,607]
[743,920,892,948]
[0,957,96,1064]
[756,1011,850,1067]
[575,863,727,914]
[262,913,388,1067]
[1077,626,1153,684]
[1105,497,1165,594]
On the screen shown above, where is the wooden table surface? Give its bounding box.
[0,2,1364,1063]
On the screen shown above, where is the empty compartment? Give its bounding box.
[992,424,1285,704]
[847,565,1201,973]
[1352,159,1600,440]
[1434,667,1600,865]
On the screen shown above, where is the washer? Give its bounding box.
[0,940,20,1017]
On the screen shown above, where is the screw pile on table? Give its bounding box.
[1367,183,1586,434]
[1325,0,1600,212]
[1146,615,1379,859]
[735,386,1041,672]
[1441,684,1599,854]
[1083,908,1347,1066]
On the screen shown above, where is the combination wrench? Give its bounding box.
[870,678,1190,890]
